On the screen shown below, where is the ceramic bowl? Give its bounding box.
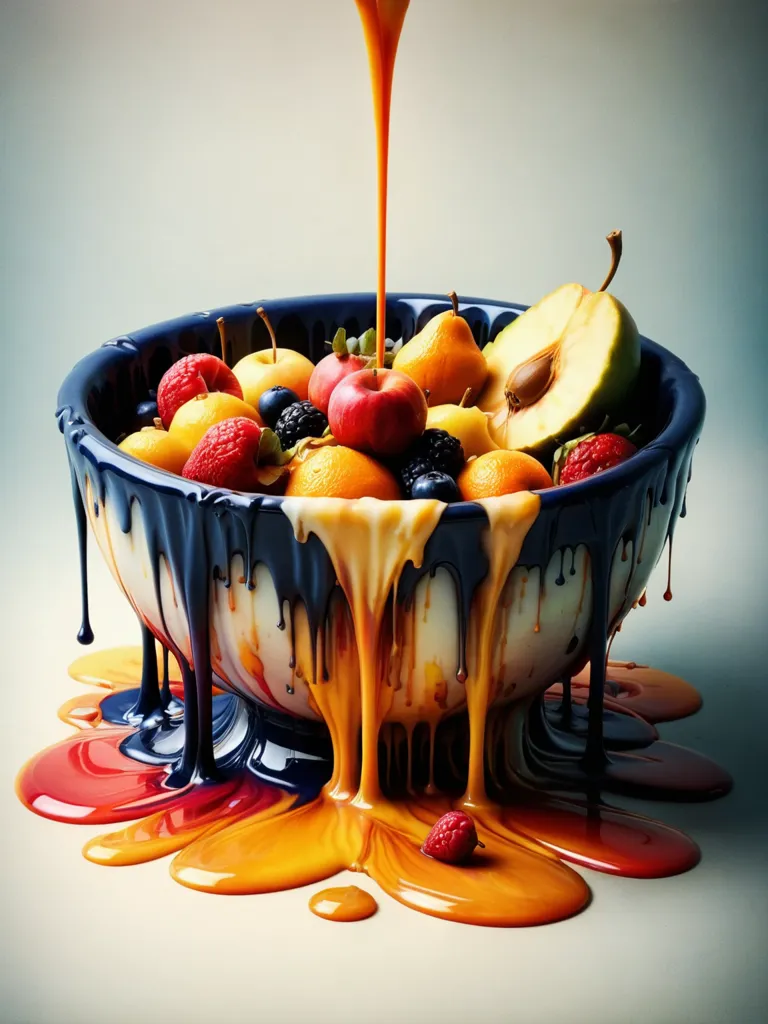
[57,293,704,727]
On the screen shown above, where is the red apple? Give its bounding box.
[328,368,428,456]
[308,351,368,415]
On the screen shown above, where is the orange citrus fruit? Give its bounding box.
[458,449,552,500]
[168,392,260,458]
[285,445,401,500]
[119,427,189,475]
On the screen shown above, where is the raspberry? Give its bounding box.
[421,810,484,865]
[274,400,328,450]
[157,353,243,428]
[182,417,263,491]
[397,429,465,496]
[558,433,638,485]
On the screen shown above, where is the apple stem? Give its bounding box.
[448,291,459,317]
[257,306,278,364]
[598,230,623,292]
[424,388,431,407]
[153,417,164,431]
[216,317,228,366]
[459,387,472,408]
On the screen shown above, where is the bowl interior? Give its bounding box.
[73,293,673,467]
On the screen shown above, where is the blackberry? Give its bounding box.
[274,400,328,449]
[398,429,465,496]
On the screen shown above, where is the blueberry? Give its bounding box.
[135,399,159,429]
[259,386,301,429]
[410,471,461,503]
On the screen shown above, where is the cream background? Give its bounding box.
[1,1,767,1022]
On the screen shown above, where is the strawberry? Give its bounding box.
[157,353,243,429]
[421,810,484,865]
[554,432,638,485]
[182,417,289,493]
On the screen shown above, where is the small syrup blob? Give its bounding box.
[308,885,378,922]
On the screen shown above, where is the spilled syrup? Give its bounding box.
[17,576,729,928]
[309,886,378,922]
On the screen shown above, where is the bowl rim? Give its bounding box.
[57,291,706,519]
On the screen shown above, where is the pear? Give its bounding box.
[479,232,640,453]
[393,291,487,405]
[426,388,499,459]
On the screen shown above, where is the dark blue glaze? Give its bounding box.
[56,293,705,792]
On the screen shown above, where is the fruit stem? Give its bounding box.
[257,306,278,364]
[448,290,459,317]
[216,317,228,366]
[459,387,472,408]
[153,417,164,431]
[598,230,623,292]
[424,388,431,407]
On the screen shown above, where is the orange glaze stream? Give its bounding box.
[355,0,411,367]
[169,494,589,924]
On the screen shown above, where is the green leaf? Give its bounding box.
[331,327,347,356]
[258,428,293,466]
[254,464,290,489]
[358,328,376,357]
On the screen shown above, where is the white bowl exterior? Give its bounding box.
[85,480,672,725]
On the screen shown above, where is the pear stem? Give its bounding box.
[153,417,164,431]
[598,230,623,292]
[216,317,228,366]
[459,387,472,408]
[448,291,459,317]
[257,306,278,364]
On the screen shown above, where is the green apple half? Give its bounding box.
[478,282,640,454]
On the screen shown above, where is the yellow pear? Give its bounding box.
[426,389,498,459]
[393,291,487,405]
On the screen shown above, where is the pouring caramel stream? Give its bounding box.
[355,0,410,367]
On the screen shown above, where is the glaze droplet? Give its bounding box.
[308,885,378,922]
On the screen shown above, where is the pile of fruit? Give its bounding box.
[119,234,643,500]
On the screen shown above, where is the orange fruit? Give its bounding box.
[458,449,552,500]
[119,427,189,475]
[168,392,260,458]
[285,445,401,500]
